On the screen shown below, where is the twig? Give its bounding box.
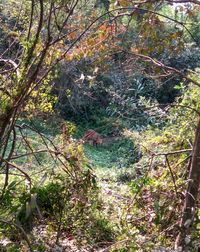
[0,157,32,187]
[0,128,16,200]
[15,124,76,178]
[124,51,200,88]
[0,59,19,77]
[165,155,178,196]
[10,149,49,160]
[153,149,192,156]
[18,127,42,165]
[27,0,35,40]
[0,218,33,252]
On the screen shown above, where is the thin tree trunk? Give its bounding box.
[175,117,200,250]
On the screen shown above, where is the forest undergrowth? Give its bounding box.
[1,106,199,252]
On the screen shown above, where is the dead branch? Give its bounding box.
[0,218,33,252]
[124,51,200,88]
[165,155,178,196]
[0,157,32,188]
[27,0,35,40]
[153,149,192,156]
[0,58,19,77]
[0,128,16,199]
[18,127,42,165]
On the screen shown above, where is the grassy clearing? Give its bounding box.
[0,118,145,251]
[84,138,139,169]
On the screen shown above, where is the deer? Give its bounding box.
[82,129,103,146]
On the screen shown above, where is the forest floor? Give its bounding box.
[0,120,180,251]
[0,183,127,252]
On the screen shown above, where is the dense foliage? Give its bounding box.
[0,0,200,251]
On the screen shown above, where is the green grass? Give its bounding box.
[0,118,147,251]
[2,118,140,189]
[84,144,117,169]
[83,138,139,170]
[3,118,140,186]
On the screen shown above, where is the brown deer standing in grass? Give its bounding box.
[82,129,122,147]
[82,129,103,146]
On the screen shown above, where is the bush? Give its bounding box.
[31,170,114,245]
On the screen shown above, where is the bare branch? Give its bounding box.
[165,0,200,5]
[153,149,192,156]
[0,58,19,77]
[0,157,32,187]
[10,149,48,160]
[165,155,178,195]
[0,219,33,252]
[27,0,35,40]
[0,128,16,200]
[18,127,42,165]
[124,51,200,88]
[24,0,44,69]
[47,0,53,43]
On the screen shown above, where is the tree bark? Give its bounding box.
[175,117,200,250]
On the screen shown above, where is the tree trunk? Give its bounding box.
[175,117,200,250]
